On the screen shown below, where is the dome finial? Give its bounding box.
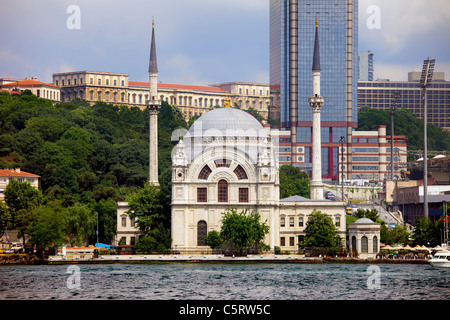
[224,91,231,108]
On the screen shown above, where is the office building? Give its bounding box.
[358,72,450,130]
[270,0,358,181]
[358,51,374,81]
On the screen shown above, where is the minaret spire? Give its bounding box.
[312,17,321,72]
[147,18,161,186]
[149,17,158,74]
[308,18,325,199]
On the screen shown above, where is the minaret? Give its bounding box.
[308,18,325,199]
[147,18,161,186]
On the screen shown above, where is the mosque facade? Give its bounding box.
[117,19,347,253]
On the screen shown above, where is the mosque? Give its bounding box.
[116,19,347,253]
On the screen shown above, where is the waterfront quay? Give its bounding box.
[44,254,429,265]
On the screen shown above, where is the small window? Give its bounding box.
[239,188,248,203]
[280,237,285,246]
[197,188,207,203]
[280,217,285,227]
[121,217,127,228]
[298,217,304,227]
[289,217,294,227]
[198,165,212,180]
[218,180,228,202]
[335,216,340,227]
[289,237,295,246]
[215,159,231,168]
[234,165,248,180]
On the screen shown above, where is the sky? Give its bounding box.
[1,0,449,85]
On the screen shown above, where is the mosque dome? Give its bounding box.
[354,218,375,224]
[184,108,265,138]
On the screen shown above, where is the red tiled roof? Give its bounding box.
[0,79,57,88]
[0,169,40,178]
[128,81,226,93]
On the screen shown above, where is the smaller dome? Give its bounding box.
[355,218,374,224]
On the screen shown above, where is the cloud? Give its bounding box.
[360,0,450,54]
[163,53,211,85]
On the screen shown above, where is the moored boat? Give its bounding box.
[429,250,450,268]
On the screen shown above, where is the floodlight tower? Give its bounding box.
[419,58,435,219]
[389,90,401,181]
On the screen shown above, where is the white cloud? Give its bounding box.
[360,0,450,54]
[163,53,212,85]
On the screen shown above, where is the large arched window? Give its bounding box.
[218,180,228,202]
[197,221,207,246]
[373,236,378,253]
[361,236,368,253]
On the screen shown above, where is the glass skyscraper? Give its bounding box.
[270,0,358,180]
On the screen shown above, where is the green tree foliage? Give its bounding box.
[126,183,163,230]
[279,165,310,199]
[4,179,43,245]
[204,230,222,249]
[355,208,380,222]
[0,91,188,247]
[381,224,410,246]
[65,203,96,246]
[27,205,67,249]
[412,217,441,247]
[0,201,11,238]
[219,208,269,255]
[358,106,450,152]
[304,209,341,248]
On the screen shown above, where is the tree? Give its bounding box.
[126,182,165,235]
[135,226,172,253]
[27,205,67,250]
[220,208,269,255]
[4,179,43,245]
[355,208,379,222]
[304,209,341,248]
[279,165,310,199]
[204,230,222,249]
[412,217,440,247]
[65,203,96,246]
[389,224,410,246]
[0,201,11,238]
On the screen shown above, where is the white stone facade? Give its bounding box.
[348,218,381,259]
[170,107,346,253]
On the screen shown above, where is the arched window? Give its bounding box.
[198,165,212,180]
[351,236,356,253]
[233,165,248,180]
[361,236,368,253]
[197,221,207,246]
[218,180,228,202]
[373,236,378,253]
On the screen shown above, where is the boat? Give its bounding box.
[429,250,450,268]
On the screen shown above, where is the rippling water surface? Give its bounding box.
[0,263,448,300]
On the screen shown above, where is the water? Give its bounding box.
[0,263,449,300]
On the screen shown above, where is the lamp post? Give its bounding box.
[419,58,435,219]
[96,211,99,246]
